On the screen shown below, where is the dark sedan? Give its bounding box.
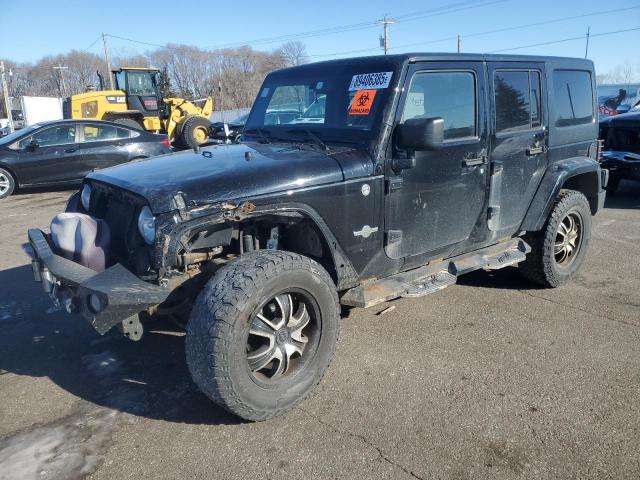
[0,119,172,199]
[599,110,640,193]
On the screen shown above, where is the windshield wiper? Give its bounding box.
[243,128,271,144]
[285,128,330,152]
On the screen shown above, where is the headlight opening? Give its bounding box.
[81,184,92,211]
[137,206,156,245]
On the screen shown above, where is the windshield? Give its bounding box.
[245,62,399,145]
[126,71,158,96]
[0,125,40,145]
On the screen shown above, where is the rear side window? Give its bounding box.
[402,71,476,140]
[494,70,542,134]
[81,125,131,142]
[553,70,594,127]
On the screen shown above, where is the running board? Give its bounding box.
[340,238,530,308]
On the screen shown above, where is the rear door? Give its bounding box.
[385,61,489,259]
[487,63,548,235]
[77,124,136,172]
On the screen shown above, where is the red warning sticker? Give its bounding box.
[348,89,377,115]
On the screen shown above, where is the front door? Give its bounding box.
[385,61,489,259]
[486,63,548,235]
[16,124,82,184]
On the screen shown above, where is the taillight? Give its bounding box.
[160,137,171,148]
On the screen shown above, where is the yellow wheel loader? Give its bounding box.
[63,67,213,148]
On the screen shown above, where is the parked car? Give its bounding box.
[0,119,172,199]
[599,110,640,193]
[26,53,606,421]
[597,84,640,119]
[209,113,249,143]
[210,110,302,143]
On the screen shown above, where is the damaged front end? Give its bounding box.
[26,228,169,340]
[24,181,275,341]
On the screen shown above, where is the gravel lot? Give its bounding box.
[1,184,639,480]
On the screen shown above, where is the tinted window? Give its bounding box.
[494,70,543,133]
[495,71,530,133]
[81,125,131,142]
[402,71,476,140]
[553,70,593,127]
[18,125,76,148]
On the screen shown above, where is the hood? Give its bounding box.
[87,142,370,213]
[600,110,640,127]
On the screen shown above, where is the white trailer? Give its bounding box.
[20,96,63,126]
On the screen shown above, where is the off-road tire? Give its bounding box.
[112,117,143,130]
[519,189,592,287]
[0,167,15,199]
[178,116,211,149]
[186,250,340,421]
[605,175,620,194]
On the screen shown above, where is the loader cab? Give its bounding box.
[112,68,163,117]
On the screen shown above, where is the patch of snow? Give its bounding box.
[0,408,117,480]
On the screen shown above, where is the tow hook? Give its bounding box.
[119,314,144,341]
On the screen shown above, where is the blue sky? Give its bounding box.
[2,0,639,75]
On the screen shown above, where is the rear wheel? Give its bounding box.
[186,250,340,421]
[519,189,591,287]
[112,117,143,130]
[0,168,15,199]
[178,116,211,149]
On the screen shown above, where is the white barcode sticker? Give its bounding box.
[348,71,393,91]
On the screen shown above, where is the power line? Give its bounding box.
[81,36,102,53]
[309,5,640,58]
[206,0,508,50]
[489,26,640,53]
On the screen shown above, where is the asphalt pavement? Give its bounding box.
[0,183,639,480]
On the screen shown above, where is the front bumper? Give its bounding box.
[602,151,640,182]
[26,228,169,335]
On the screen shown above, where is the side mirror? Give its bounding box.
[26,140,39,152]
[397,117,444,151]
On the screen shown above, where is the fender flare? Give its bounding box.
[520,156,603,232]
[161,201,360,291]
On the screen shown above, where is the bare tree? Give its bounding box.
[276,41,309,67]
[596,61,640,85]
[2,41,307,110]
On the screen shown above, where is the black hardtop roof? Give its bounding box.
[275,52,594,74]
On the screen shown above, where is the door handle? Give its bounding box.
[64,148,77,153]
[525,146,545,156]
[462,156,487,167]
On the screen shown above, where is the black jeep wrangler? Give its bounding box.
[26,54,607,421]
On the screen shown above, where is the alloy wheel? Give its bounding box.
[0,173,10,196]
[554,211,583,267]
[246,292,317,382]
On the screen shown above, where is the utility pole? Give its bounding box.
[53,65,69,97]
[584,26,590,59]
[102,33,114,89]
[379,15,395,55]
[457,34,461,53]
[0,61,14,134]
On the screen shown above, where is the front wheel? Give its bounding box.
[0,168,15,199]
[519,189,592,287]
[178,116,211,149]
[186,251,340,421]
